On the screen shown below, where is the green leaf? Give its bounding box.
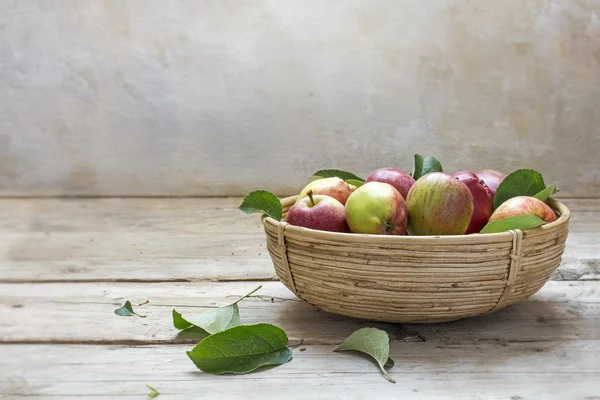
[384,357,395,369]
[534,181,559,202]
[146,385,160,399]
[493,169,546,209]
[310,169,364,182]
[239,190,282,221]
[114,301,146,318]
[411,154,443,180]
[345,179,365,188]
[173,286,261,334]
[480,215,547,234]
[334,327,396,383]
[186,323,293,374]
[174,326,210,342]
[172,309,193,330]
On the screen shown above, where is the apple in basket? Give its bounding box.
[406,172,474,235]
[286,191,349,232]
[489,196,557,223]
[297,177,356,205]
[344,181,408,235]
[365,167,415,199]
[476,169,506,196]
[451,171,494,234]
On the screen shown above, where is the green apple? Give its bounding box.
[344,182,408,235]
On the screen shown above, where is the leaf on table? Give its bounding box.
[534,181,559,202]
[173,286,261,334]
[345,178,365,188]
[114,301,146,318]
[334,327,396,383]
[493,169,546,209]
[480,215,547,234]
[310,169,364,182]
[238,190,282,221]
[411,154,443,180]
[175,326,210,342]
[146,385,160,399]
[187,323,293,374]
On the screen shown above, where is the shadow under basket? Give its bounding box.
[262,197,571,323]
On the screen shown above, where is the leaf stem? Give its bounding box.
[379,365,396,384]
[232,285,263,305]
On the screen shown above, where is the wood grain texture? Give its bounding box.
[0,198,598,282]
[1,281,598,344]
[1,342,599,399]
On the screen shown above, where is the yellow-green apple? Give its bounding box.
[286,191,348,232]
[489,196,557,223]
[365,167,415,199]
[297,177,356,205]
[406,172,474,235]
[451,171,494,234]
[476,170,506,196]
[344,182,408,235]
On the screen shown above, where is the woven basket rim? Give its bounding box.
[263,196,570,243]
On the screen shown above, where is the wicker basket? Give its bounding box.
[262,197,570,323]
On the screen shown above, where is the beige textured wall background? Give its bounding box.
[1,0,599,197]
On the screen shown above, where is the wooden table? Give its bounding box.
[1,198,599,399]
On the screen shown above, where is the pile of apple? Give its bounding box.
[286,168,557,235]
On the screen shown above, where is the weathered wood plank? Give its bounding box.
[1,342,598,399]
[1,281,598,344]
[0,198,598,282]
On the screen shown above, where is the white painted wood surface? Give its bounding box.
[0,198,598,282]
[1,281,597,344]
[1,342,598,399]
[0,197,599,399]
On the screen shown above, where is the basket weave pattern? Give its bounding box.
[262,197,570,323]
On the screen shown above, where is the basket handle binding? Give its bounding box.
[277,221,299,296]
[490,229,523,312]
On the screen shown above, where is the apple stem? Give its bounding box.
[307,190,315,207]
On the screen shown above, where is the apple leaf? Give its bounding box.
[173,286,261,334]
[239,190,282,221]
[310,169,364,182]
[345,179,365,188]
[480,215,547,234]
[187,323,293,374]
[114,301,146,318]
[493,169,546,209]
[146,385,160,399]
[411,154,443,180]
[534,181,559,202]
[334,327,395,383]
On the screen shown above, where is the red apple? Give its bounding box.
[286,192,348,232]
[489,196,557,224]
[476,170,506,196]
[344,182,408,235]
[451,171,494,234]
[365,168,415,199]
[298,177,356,205]
[406,172,474,235]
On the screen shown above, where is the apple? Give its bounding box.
[406,172,474,235]
[451,171,494,234]
[297,177,356,205]
[476,170,506,196]
[286,191,348,232]
[489,196,557,224]
[344,182,408,235]
[365,168,415,199]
